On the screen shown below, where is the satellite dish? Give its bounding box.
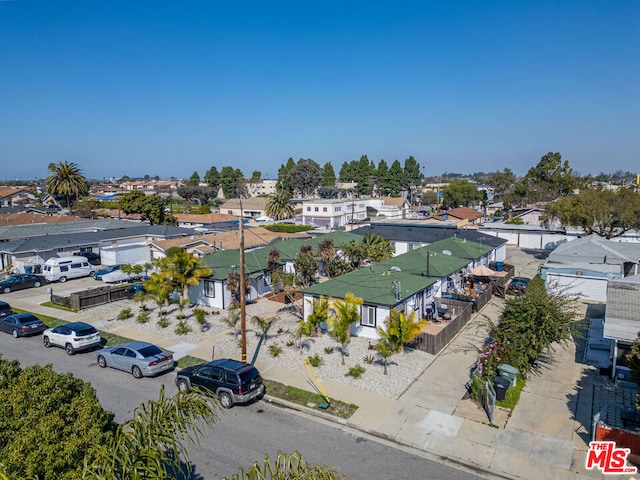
[442,250,452,256]
[390,266,401,271]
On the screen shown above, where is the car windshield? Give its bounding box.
[76,326,97,336]
[138,345,163,357]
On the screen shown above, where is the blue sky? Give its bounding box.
[1,0,638,180]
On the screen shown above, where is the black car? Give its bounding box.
[74,252,101,265]
[175,358,265,408]
[0,313,47,338]
[0,301,13,318]
[0,274,46,294]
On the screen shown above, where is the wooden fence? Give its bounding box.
[411,300,474,355]
[52,284,136,311]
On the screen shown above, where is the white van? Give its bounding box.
[43,256,96,283]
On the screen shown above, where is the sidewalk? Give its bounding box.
[7,270,619,479]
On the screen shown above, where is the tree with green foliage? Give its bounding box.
[325,256,354,278]
[487,168,516,199]
[525,152,579,200]
[322,162,336,187]
[543,187,640,238]
[375,159,390,196]
[328,293,364,365]
[276,157,296,194]
[421,191,439,206]
[362,233,394,262]
[45,161,89,214]
[293,246,319,288]
[386,160,404,197]
[403,156,421,186]
[265,189,294,220]
[626,333,640,407]
[220,166,246,198]
[339,161,355,182]
[378,309,427,351]
[221,451,346,480]
[340,239,368,269]
[0,357,115,480]
[442,179,483,208]
[316,237,336,273]
[287,159,323,197]
[143,272,173,318]
[250,171,262,183]
[252,315,275,343]
[75,197,102,218]
[203,165,221,193]
[306,296,330,334]
[186,171,200,187]
[84,386,222,480]
[156,249,212,302]
[119,191,174,225]
[177,185,217,205]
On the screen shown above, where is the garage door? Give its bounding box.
[545,273,608,302]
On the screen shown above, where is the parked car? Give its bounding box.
[43,256,95,283]
[97,341,174,378]
[0,301,13,318]
[101,269,135,284]
[508,276,531,293]
[175,358,265,408]
[0,274,46,293]
[42,321,102,355]
[0,313,47,338]
[73,251,101,265]
[93,264,122,281]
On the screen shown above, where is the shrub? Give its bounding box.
[193,308,207,325]
[174,320,192,336]
[285,339,296,347]
[324,346,334,354]
[345,364,365,378]
[307,354,323,367]
[157,317,169,328]
[269,344,283,357]
[136,311,150,324]
[363,354,375,365]
[117,308,131,320]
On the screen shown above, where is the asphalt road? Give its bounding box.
[0,330,488,480]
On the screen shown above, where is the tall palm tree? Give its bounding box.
[45,161,89,215]
[265,189,294,220]
[157,249,212,303]
[328,293,364,365]
[378,309,427,351]
[306,296,329,334]
[83,386,223,480]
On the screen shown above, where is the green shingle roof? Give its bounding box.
[373,247,469,278]
[422,236,493,260]
[200,248,270,281]
[272,231,362,261]
[302,266,435,307]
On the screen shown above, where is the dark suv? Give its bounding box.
[175,358,265,408]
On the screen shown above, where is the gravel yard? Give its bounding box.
[99,296,435,399]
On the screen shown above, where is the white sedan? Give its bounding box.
[101,269,135,284]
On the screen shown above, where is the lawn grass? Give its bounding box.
[13,308,67,328]
[174,355,205,368]
[40,301,76,313]
[496,375,526,410]
[264,379,358,419]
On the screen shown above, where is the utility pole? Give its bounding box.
[239,200,247,363]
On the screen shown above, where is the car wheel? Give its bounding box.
[132,365,143,379]
[34,281,42,287]
[3,287,10,294]
[97,355,107,368]
[89,271,95,277]
[218,391,233,409]
[12,329,18,338]
[65,343,75,355]
[59,276,67,283]
[43,336,50,348]
[177,379,190,392]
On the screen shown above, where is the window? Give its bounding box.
[306,207,311,212]
[60,266,69,272]
[361,305,376,327]
[314,207,319,212]
[264,272,272,285]
[322,207,327,212]
[204,281,216,298]
[335,206,341,212]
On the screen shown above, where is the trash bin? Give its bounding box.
[493,376,510,401]
[495,261,504,272]
[24,265,33,274]
[498,364,519,387]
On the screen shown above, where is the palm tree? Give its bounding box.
[378,309,427,351]
[222,451,346,480]
[328,293,364,365]
[143,273,172,318]
[157,249,212,303]
[83,386,223,480]
[362,233,393,262]
[374,341,394,375]
[265,189,294,220]
[45,161,89,215]
[252,315,275,344]
[306,296,329,335]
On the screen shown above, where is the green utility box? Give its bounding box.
[498,364,519,388]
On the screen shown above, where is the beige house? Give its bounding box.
[220,198,269,219]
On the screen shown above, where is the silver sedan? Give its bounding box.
[97,341,174,378]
